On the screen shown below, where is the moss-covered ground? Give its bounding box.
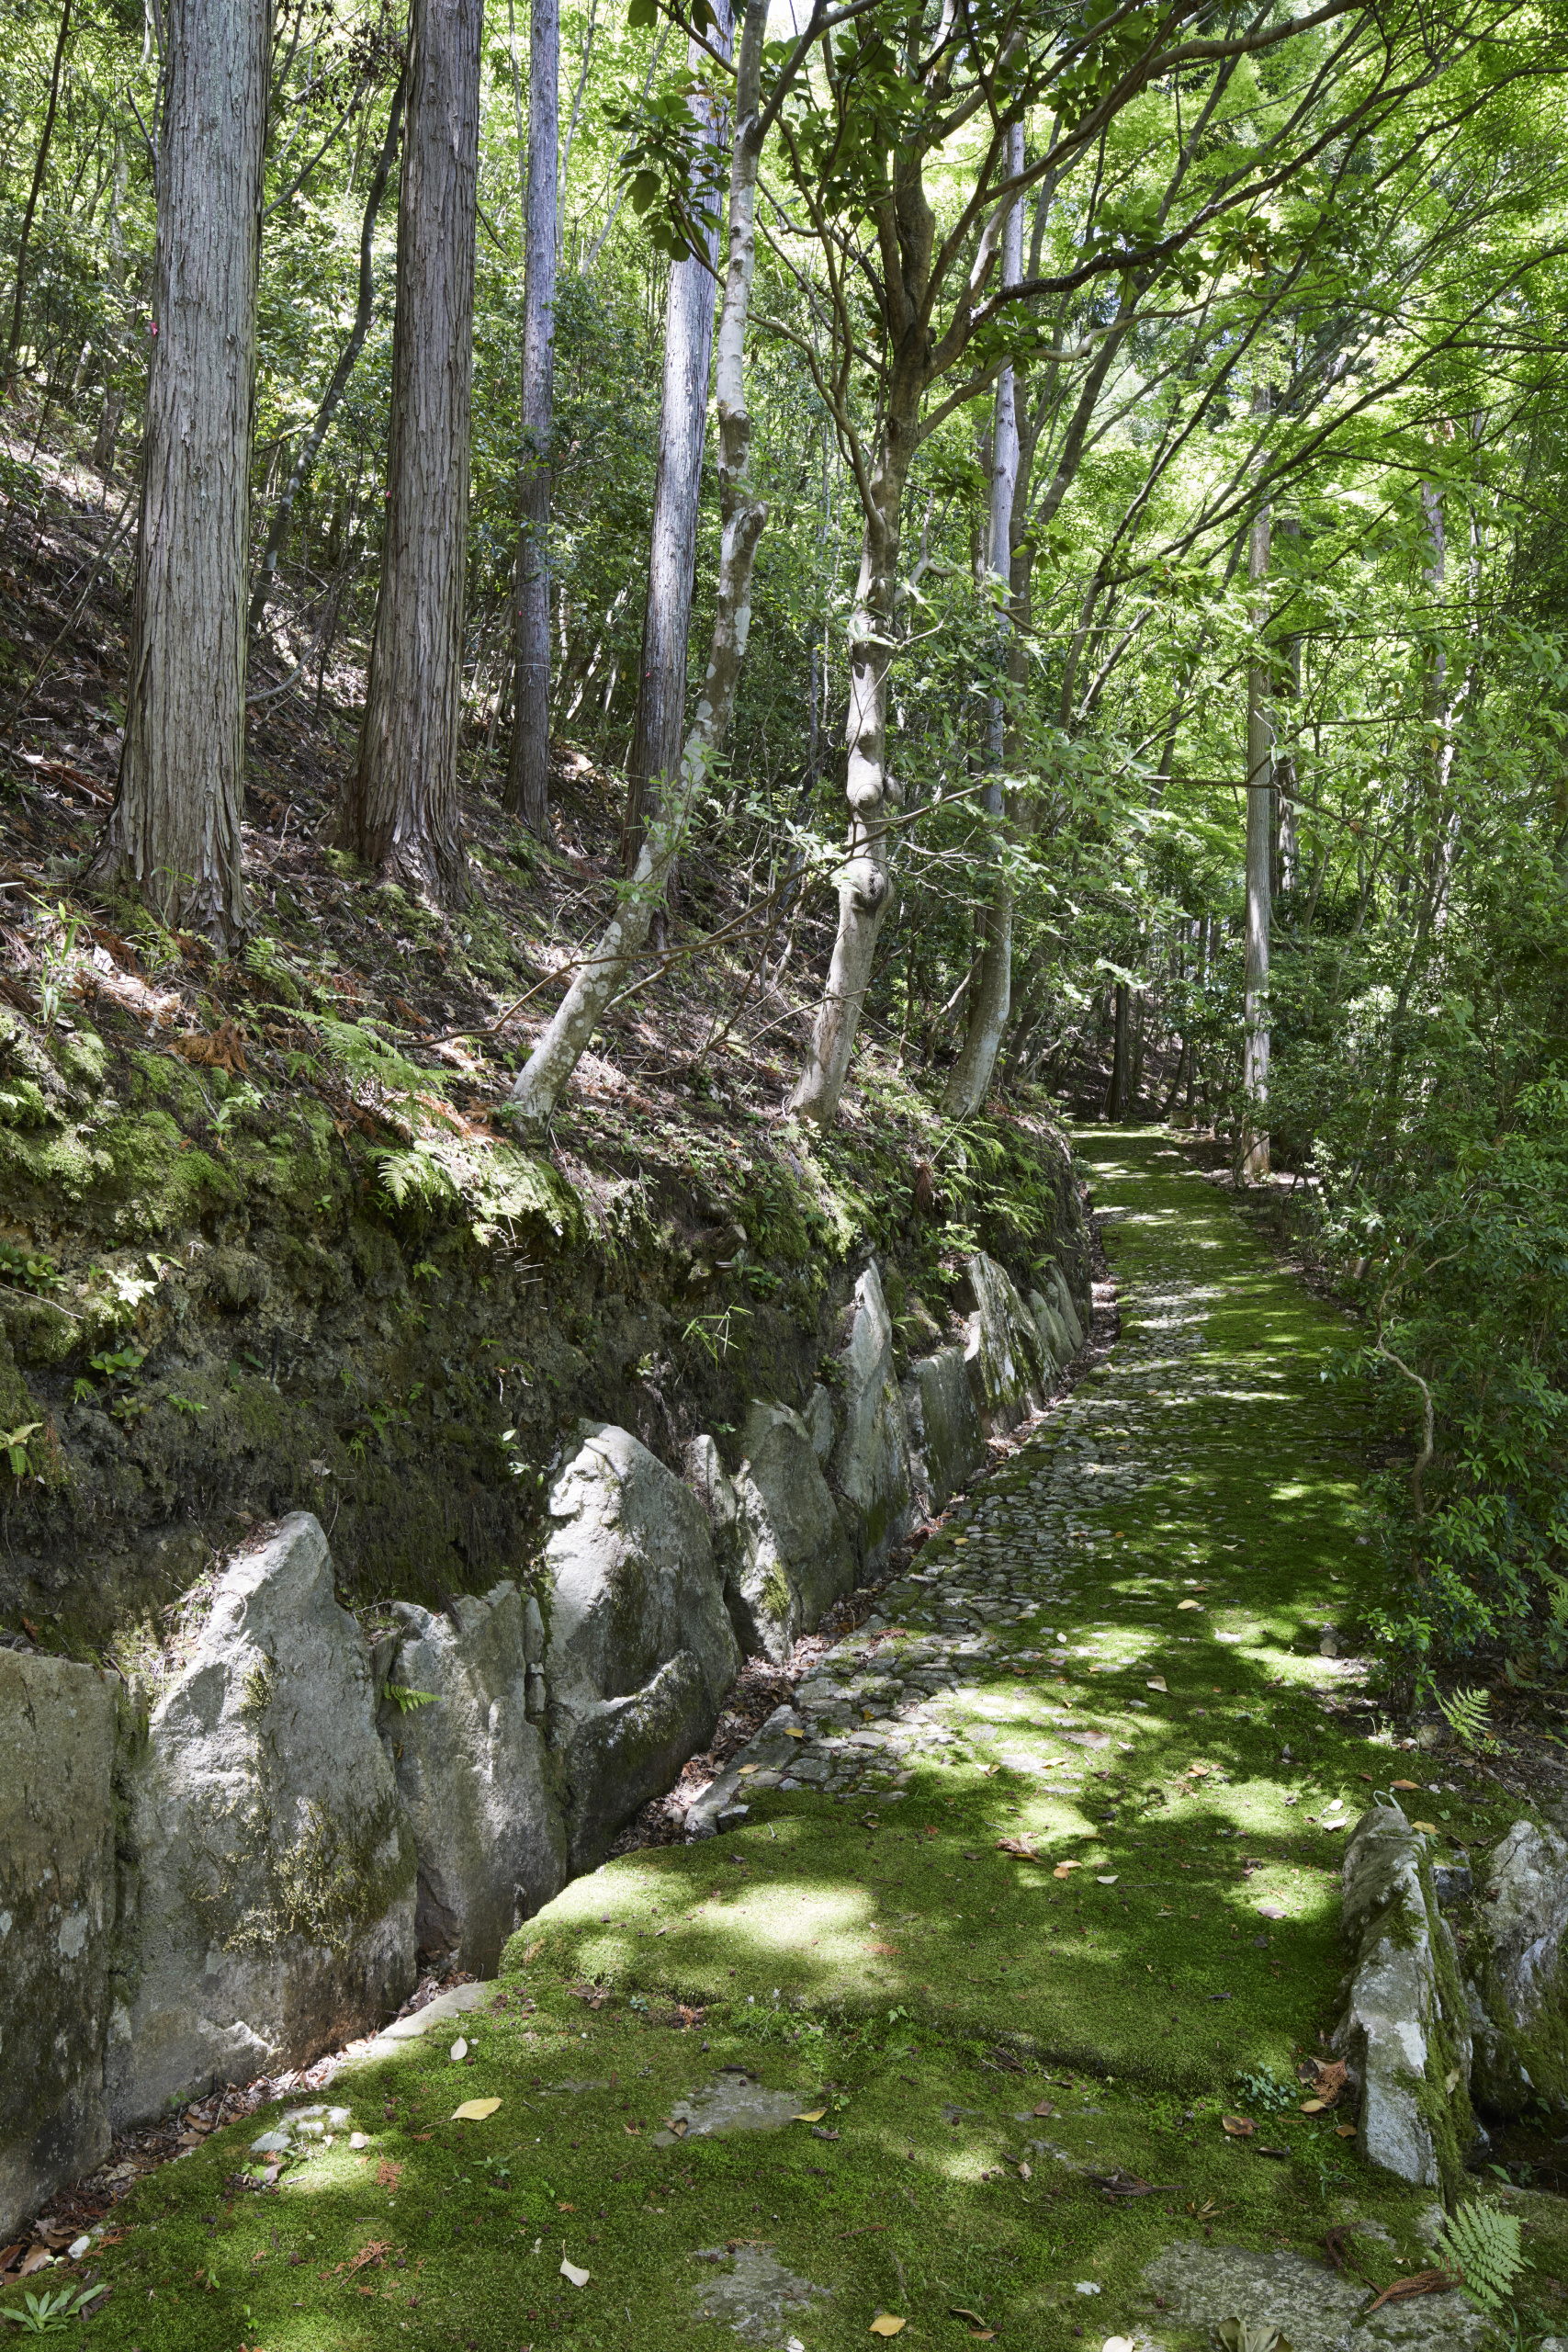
[69,1130,1568,2351]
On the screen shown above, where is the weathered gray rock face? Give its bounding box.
[1039,1260,1084,1354]
[544,1423,741,1867]
[382,1581,569,1975]
[0,1651,118,2240]
[962,1253,1044,1433]
[901,1345,983,1515]
[1028,1287,1070,1376]
[828,1263,915,1570]
[1332,1804,1470,2187]
[1463,1814,1568,2116]
[726,1401,855,1662]
[107,1513,416,2128]
[1142,2239,1488,2352]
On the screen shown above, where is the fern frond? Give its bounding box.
[1436,1686,1495,1754]
[1435,2200,1528,2313]
[384,1684,441,1714]
[1542,1570,1568,1627]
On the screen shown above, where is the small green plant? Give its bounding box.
[1436,2199,1529,2312]
[1,1422,41,1479]
[88,1345,145,1383]
[384,1685,440,1714]
[0,1241,62,1295]
[166,1393,208,1419]
[1436,1686,1495,1754]
[682,1305,751,1364]
[0,2282,107,2332]
[1233,2066,1297,2113]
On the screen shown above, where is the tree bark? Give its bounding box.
[621,0,733,877]
[506,0,770,1128]
[1105,980,1130,1119]
[6,0,74,388]
[343,0,479,904]
[1239,464,1272,1182]
[248,72,404,639]
[87,0,269,941]
[504,0,558,834]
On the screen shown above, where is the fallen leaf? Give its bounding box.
[1177,1600,1203,1611]
[1031,2101,1057,2118]
[1041,1758,1066,1770]
[1188,2201,1217,2220]
[1300,2100,1327,2114]
[449,2037,468,2062]
[1053,1861,1082,1879]
[450,2098,501,2120]
[1146,1678,1168,1692]
[1390,1779,1419,1792]
[997,1838,1039,1859]
[785,1729,807,1740]
[671,2118,690,2138]
[1221,2114,1256,2138]
[950,2307,987,2325]
[1358,1773,1375,1783]
[1103,2338,1137,2352]
[1336,2124,1357,2139]
[1257,1903,1285,1919]
[560,2258,591,2288]
[623,2122,641,2135]
[1309,2060,1348,2102]
[738,1764,758,1776]
[1096,1875,1119,1885]
[377,2159,404,2191]
[869,2316,907,2336]
[169,1020,248,1075]
[795,2110,829,2124]
[558,2203,576,2213]
[1413,1821,1438,1835]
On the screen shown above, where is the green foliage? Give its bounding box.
[0,2286,106,2333]
[384,1685,441,1714]
[1435,2201,1529,2313]
[1435,1687,1495,1754]
[1233,2066,1296,2114]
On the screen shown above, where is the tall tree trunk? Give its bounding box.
[343,0,479,904]
[784,354,920,1125]
[1239,471,1272,1182]
[6,0,73,390]
[249,73,404,639]
[1105,981,1130,1119]
[506,0,770,1128]
[941,120,1023,1121]
[86,0,269,941]
[504,0,558,833]
[621,0,733,878]
[92,129,127,475]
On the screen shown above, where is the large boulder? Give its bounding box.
[962,1253,1045,1433]
[1028,1288,1071,1377]
[1464,1815,1568,2117]
[1332,1804,1472,2188]
[724,1401,856,1662]
[901,1346,983,1516]
[382,1582,569,1975]
[1039,1260,1084,1353]
[107,1514,417,2128]
[828,1262,916,1570]
[0,1650,118,2239]
[543,1423,741,1867]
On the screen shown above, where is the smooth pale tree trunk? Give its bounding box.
[249,74,404,638]
[92,130,128,475]
[506,0,770,1128]
[87,0,269,941]
[1105,981,1130,1118]
[504,0,558,834]
[941,120,1023,1121]
[1239,485,1272,1182]
[785,354,920,1124]
[344,0,479,903]
[621,0,733,876]
[6,0,73,388]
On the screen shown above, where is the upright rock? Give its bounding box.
[108,1514,416,2128]
[1464,1814,1568,2116]
[0,1650,117,2240]
[962,1253,1045,1433]
[1332,1803,1471,2188]
[1039,1260,1084,1353]
[382,1582,569,1975]
[543,1423,741,1867]
[828,1262,916,1570]
[726,1400,855,1661]
[1028,1287,1070,1376]
[901,1346,983,1516]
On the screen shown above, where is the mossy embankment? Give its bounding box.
[62,1129,1565,2352]
[0,956,1085,1659]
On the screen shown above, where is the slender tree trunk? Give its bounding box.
[1239,462,1272,1182]
[784,356,920,1125]
[6,0,73,389]
[504,0,558,834]
[249,73,404,638]
[92,129,128,475]
[506,0,770,1128]
[621,0,733,878]
[87,0,269,941]
[1105,981,1130,1119]
[342,0,479,904]
[941,120,1023,1120]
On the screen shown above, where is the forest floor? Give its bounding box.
[63,1131,1568,2352]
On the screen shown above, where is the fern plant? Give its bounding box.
[1436,1686,1495,1754]
[1435,2200,1529,2312]
[384,1685,440,1715]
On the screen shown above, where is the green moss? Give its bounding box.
[0,1076,51,1129]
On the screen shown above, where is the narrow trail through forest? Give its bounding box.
[81,1134,1520,2352]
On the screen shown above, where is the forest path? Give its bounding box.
[91,1132,1511,2352]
